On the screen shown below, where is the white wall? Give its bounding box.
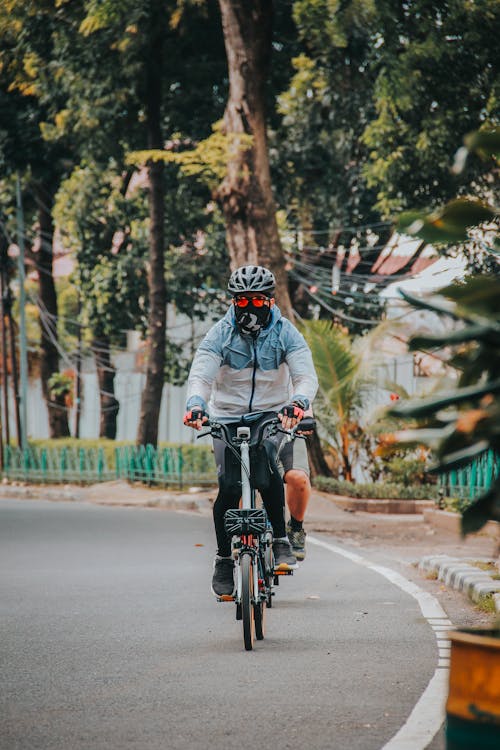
[1,375,192,444]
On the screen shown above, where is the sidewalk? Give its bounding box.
[2,479,499,619]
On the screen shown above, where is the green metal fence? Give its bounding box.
[3,444,217,487]
[439,450,499,503]
[3,443,498,495]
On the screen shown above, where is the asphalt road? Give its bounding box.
[1,499,440,750]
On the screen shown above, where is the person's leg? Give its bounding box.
[211,434,240,596]
[286,469,311,523]
[259,430,297,569]
[212,433,241,555]
[281,439,311,560]
[259,464,286,540]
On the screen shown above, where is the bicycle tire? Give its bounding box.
[254,598,265,639]
[263,530,274,608]
[241,553,255,651]
[263,529,274,575]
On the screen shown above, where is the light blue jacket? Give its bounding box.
[186,305,318,420]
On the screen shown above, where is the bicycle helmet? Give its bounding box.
[228,265,275,296]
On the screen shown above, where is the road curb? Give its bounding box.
[419,554,500,613]
[0,484,214,514]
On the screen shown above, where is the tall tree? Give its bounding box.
[34,178,71,436]
[361,0,500,215]
[54,162,149,438]
[136,0,167,446]
[216,0,293,318]
[79,0,227,444]
[0,1,73,436]
[272,0,389,329]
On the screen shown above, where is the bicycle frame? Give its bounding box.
[219,420,276,610]
[199,412,307,649]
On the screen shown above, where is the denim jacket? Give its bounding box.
[185,305,318,420]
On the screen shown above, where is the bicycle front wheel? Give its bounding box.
[241,553,255,651]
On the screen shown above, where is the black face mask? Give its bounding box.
[234,304,271,336]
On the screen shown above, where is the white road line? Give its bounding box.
[308,535,449,750]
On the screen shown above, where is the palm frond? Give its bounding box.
[300,319,363,421]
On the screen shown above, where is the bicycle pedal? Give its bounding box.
[274,564,295,575]
[218,594,235,602]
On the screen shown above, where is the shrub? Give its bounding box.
[28,438,214,473]
[312,475,440,500]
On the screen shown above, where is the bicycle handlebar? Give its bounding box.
[196,413,315,446]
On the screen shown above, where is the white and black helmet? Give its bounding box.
[228,265,275,296]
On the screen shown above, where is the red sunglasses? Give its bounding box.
[233,296,269,308]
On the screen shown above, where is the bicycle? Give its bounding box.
[198,411,314,651]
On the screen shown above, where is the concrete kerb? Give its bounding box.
[419,554,500,614]
[0,482,215,514]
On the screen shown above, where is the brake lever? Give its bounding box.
[196,429,213,439]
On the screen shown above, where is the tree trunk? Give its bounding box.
[34,182,70,438]
[217,0,292,319]
[307,431,333,478]
[340,425,353,482]
[137,1,166,447]
[92,335,119,439]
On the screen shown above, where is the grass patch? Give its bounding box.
[476,594,497,614]
[466,560,498,573]
[425,570,439,580]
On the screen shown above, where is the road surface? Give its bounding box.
[1,499,442,749]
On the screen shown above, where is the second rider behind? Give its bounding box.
[183,265,318,597]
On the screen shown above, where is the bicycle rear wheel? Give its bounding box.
[254,599,265,639]
[240,553,255,651]
[263,529,274,608]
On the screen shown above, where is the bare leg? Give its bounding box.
[285,469,310,522]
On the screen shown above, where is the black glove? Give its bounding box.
[183,407,209,426]
[280,402,305,421]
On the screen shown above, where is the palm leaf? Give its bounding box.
[300,320,361,423]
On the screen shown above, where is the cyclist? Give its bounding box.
[183,265,318,597]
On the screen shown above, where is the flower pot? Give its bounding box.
[446,628,500,748]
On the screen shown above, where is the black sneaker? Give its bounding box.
[273,539,298,570]
[287,521,306,561]
[211,557,235,597]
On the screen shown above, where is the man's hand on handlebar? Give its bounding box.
[295,416,316,436]
[183,407,209,431]
[278,402,305,431]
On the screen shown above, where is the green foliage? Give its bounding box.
[375,455,435,487]
[389,275,500,534]
[398,199,496,244]
[29,437,214,475]
[127,125,253,192]
[47,371,74,398]
[299,319,375,479]
[54,161,149,344]
[274,0,381,228]
[300,319,362,422]
[313,475,439,500]
[361,1,500,215]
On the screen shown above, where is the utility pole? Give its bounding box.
[0,267,10,447]
[75,292,82,439]
[16,176,29,451]
[6,288,21,446]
